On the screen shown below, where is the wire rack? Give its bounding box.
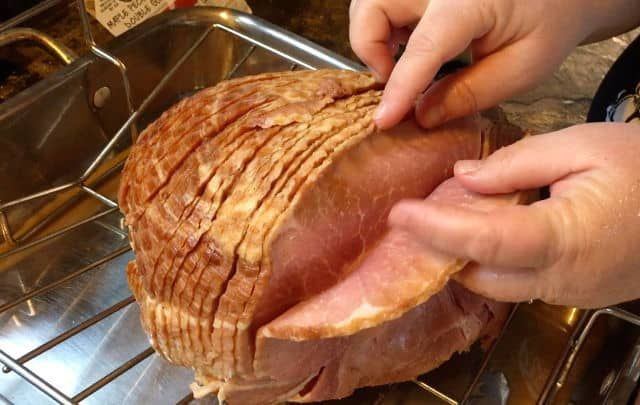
[1,2,640,404]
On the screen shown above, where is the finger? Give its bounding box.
[349,2,395,82]
[453,263,546,303]
[375,0,493,129]
[388,201,559,268]
[350,1,427,82]
[415,37,558,128]
[452,129,594,194]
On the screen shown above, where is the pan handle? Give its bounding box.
[0,27,77,65]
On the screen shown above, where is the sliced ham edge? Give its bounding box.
[120,68,534,404]
[259,130,532,341]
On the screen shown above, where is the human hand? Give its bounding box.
[388,123,640,308]
[349,0,640,129]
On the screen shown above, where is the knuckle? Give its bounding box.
[348,36,373,64]
[405,30,443,64]
[547,197,581,265]
[538,210,563,268]
[349,34,364,54]
[467,221,502,264]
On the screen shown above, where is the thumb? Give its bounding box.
[452,128,591,194]
[453,264,547,303]
[415,36,567,129]
[388,201,559,269]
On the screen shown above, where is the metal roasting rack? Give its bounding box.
[1,2,640,404]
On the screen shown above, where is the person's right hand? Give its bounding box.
[349,0,640,129]
[388,122,640,309]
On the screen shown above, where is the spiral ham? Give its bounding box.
[119,69,524,404]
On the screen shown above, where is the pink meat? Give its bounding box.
[246,282,510,403]
[261,178,524,340]
[120,69,526,405]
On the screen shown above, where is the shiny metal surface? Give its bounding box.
[544,307,640,404]
[1,5,640,405]
[75,0,138,144]
[0,6,363,405]
[0,28,77,65]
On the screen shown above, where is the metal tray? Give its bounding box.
[1,4,640,405]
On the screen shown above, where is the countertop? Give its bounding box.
[0,0,638,133]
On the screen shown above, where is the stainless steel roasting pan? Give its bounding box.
[1,6,640,405]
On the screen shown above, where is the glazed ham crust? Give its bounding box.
[119,69,523,404]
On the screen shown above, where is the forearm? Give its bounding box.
[583,0,640,44]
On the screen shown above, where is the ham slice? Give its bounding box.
[252,282,510,403]
[261,177,526,341]
[120,69,526,404]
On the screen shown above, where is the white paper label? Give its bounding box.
[90,0,251,36]
[95,0,170,36]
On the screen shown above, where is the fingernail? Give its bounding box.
[420,104,445,128]
[455,159,482,176]
[374,101,387,125]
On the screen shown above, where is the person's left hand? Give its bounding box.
[388,122,640,308]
